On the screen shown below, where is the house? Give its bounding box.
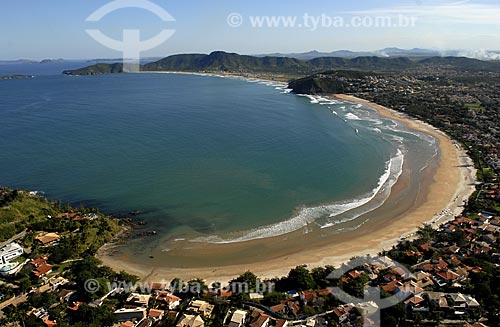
[148,308,164,322]
[187,300,214,318]
[381,280,400,294]
[31,256,49,268]
[126,293,151,307]
[275,319,288,327]
[29,307,49,320]
[332,305,353,324]
[228,310,247,327]
[300,290,318,304]
[0,242,24,264]
[114,307,147,322]
[449,293,480,310]
[411,271,434,288]
[68,301,84,312]
[425,292,448,309]
[271,300,300,317]
[49,276,69,289]
[390,266,408,279]
[482,234,497,244]
[176,314,204,327]
[35,233,60,246]
[249,293,264,300]
[34,283,52,294]
[418,242,431,252]
[33,264,53,278]
[404,295,427,311]
[219,289,233,298]
[396,281,424,298]
[249,313,270,327]
[58,289,75,303]
[44,320,57,327]
[156,291,181,309]
[305,317,327,327]
[434,270,461,286]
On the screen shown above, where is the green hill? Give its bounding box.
[61,51,500,76]
[63,63,123,75]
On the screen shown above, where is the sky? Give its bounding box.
[1,0,500,60]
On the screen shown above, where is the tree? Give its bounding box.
[286,265,316,291]
[311,265,336,288]
[230,271,257,292]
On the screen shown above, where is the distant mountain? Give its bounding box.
[62,51,500,76]
[417,56,500,71]
[255,50,376,60]
[257,48,500,60]
[40,58,65,64]
[0,59,38,65]
[143,51,310,73]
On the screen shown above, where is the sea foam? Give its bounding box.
[192,150,405,244]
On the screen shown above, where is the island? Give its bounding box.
[0,74,34,80]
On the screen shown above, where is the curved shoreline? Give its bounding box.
[97,94,477,283]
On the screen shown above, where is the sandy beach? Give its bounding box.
[97,93,477,284]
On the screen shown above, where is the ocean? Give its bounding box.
[0,65,437,256]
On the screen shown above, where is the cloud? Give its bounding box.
[458,49,500,60]
[345,0,500,26]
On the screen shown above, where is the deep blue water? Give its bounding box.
[0,71,430,241]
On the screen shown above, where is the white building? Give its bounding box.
[228,310,247,327]
[0,242,24,264]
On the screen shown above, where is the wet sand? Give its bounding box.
[97,94,476,283]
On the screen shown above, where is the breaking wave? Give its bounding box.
[191,150,405,244]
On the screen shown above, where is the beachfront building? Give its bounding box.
[126,293,151,307]
[156,291,181,310]
[0,242,24,264]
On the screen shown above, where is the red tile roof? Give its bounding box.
[31,256,49,267]
[44,320,57,327]
[33,264,53,277]
[436,270,460,281]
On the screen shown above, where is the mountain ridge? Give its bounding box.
[62,51,500,76]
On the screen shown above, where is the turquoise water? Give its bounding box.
[0,72,433,242]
